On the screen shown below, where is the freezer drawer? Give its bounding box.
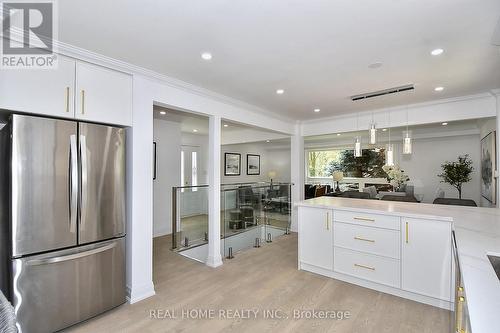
[12,238,126,333]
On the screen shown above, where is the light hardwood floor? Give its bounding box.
[65,233,450,333]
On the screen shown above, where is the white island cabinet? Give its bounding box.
[298,207,333,271]
[401,217,452,301]
[0,54,132,126]
[297,197,454,310]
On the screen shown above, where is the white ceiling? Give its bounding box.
[59,1,500,120]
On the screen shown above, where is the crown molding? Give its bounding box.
[2,30,294,124]
[300,92,496,125]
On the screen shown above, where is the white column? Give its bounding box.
[206,115,223,267]
[290,123,304,232]
[126,77,155,303]
[496,93,500,207]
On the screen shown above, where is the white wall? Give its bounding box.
[266,147,292,183]
[153,119,181,237]
[398,135,481,204]
[221,142,291,184]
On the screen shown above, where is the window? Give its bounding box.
[307,148,386,178]
[181,146,200,191]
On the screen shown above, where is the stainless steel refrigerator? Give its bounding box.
[0,114,126,333]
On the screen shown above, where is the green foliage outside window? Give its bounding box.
[308,148,386,178]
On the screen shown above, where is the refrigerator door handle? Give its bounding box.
[25,242,117,266]
[79,134,88,230]
[69,134,78,233]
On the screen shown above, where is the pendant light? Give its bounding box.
[354,137,362,157]
[403,106,412,155]
[369,111,377,145]
[354,113,362,157]
[385,111,394,166]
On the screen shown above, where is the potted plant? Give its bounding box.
[382,165,410,191]
[438,154,474,199]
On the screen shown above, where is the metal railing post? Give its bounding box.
[172,187,177,250]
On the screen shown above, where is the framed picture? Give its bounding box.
[481,131,496,204]
[247,154,260,175]
[153,142,157,180]
[224,153,241,176]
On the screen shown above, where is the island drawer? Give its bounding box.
[334,210,400,230]
[334,222,400,259]
[334,247,401,288]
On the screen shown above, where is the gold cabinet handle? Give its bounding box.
[354,236,375,243]
[458,296,465,302]
[81,90,85,114]
[405,222,409,243]
[326,211,330,230]
[354,263,375,271]
[458,286,463,292]
[65,87,70,112]
[354,217,375,222]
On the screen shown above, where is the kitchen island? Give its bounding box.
[296,197,500,333]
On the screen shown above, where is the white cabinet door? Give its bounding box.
[298,207,333,270]
[75,61,132,126]
[0,54,75,118]
[401,218,452,301]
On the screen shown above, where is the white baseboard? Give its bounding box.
[299,262,453,311]
[153,229,170,238]
[126,281,156,304]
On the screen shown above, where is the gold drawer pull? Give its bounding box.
[353,217,375,222]
[354,236,375,243]
[354,263,375,271]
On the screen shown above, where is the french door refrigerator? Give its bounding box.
[0,114,126,333]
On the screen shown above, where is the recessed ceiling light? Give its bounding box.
[434,86,444,92]
[368,62,383,69]
[442,122,448,126]
[276,89,284,95]
[201,52,212,60]
[266,140,270,143]
[336,133,341,136]
[431,48,444,56]
[193,129,198,132]
[382,128,388,132]
[159,111,166,115]
[223,124,228,127]
[314,108,320,113]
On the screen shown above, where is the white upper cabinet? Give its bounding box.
[0,52,132,126]
[75,62,132,126]
[298,206,333,270]
[401,218,452,301]
[0,54,76,118]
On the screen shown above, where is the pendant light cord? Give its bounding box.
[388,111,391,144]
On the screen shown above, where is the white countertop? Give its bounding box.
[296,197,500,333]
